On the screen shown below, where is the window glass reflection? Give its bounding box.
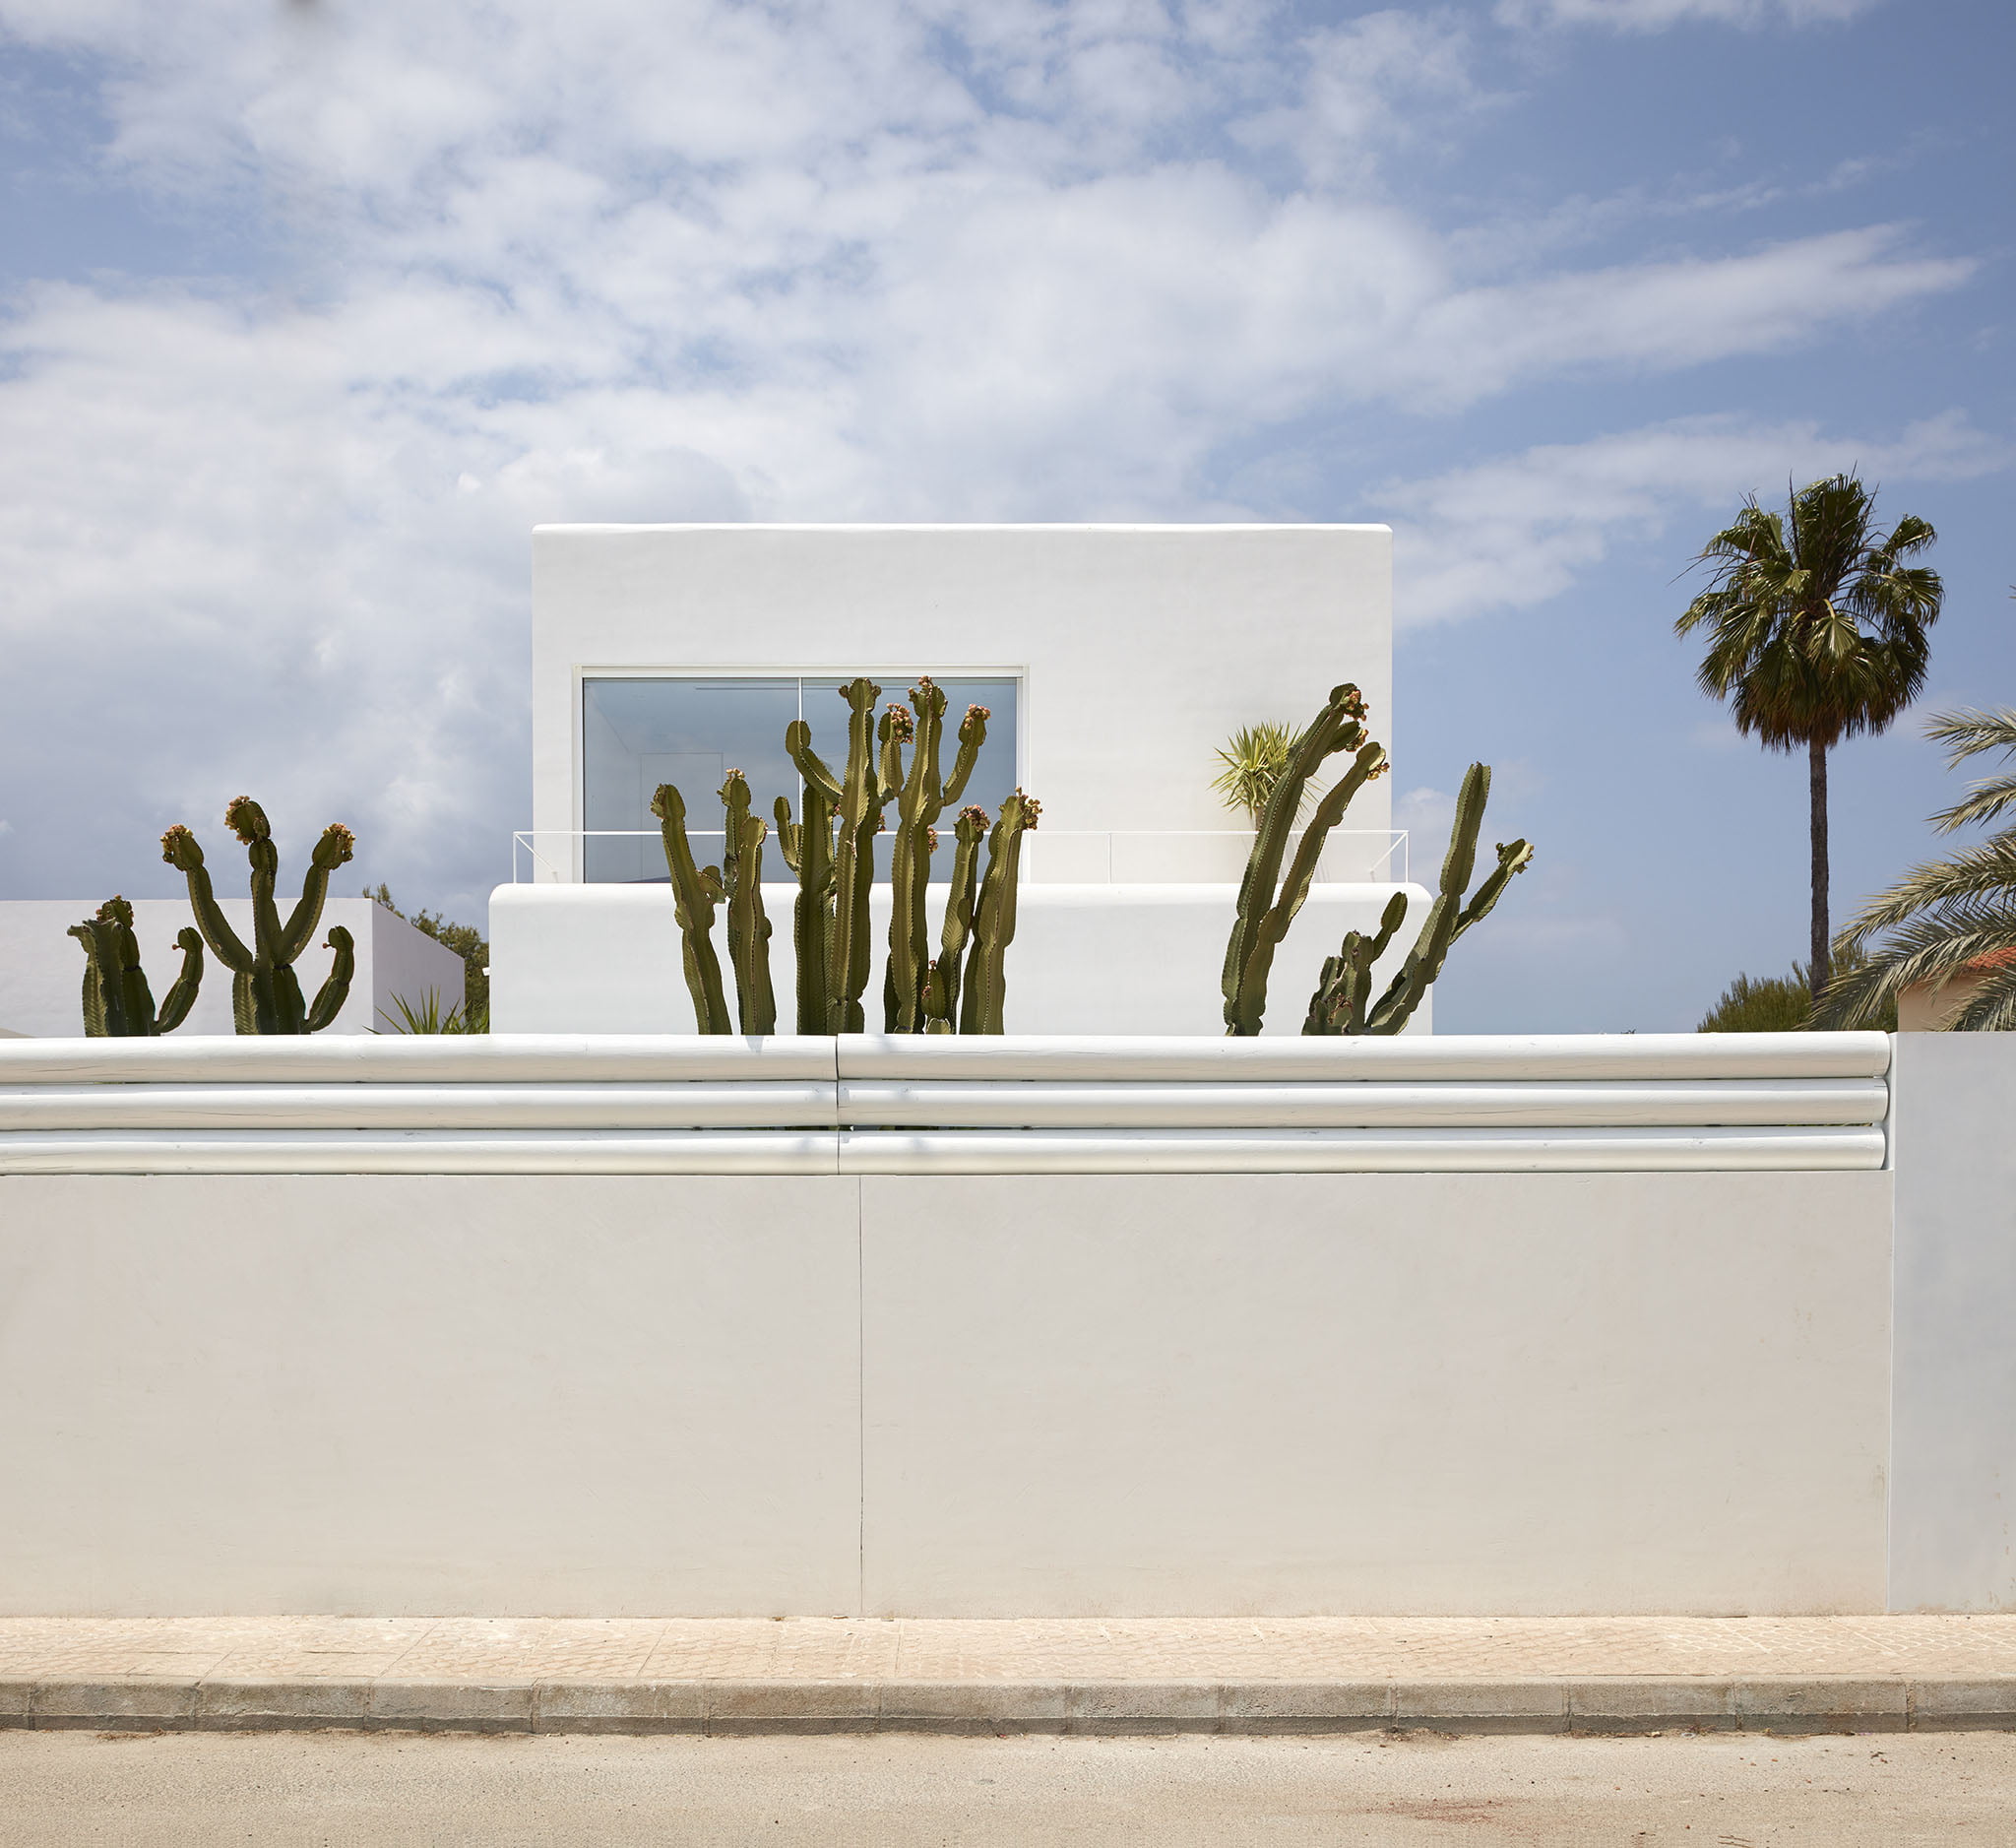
[582,674,1018,883]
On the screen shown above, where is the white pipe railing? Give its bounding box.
[0,1034,1890,1175]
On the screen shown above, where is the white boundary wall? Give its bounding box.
[0,1031,1920,1618]
[1887,1033,2016,1613]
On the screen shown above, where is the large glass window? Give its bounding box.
[582,674,1019,882]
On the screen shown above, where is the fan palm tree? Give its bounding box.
[1676,475,1942,1000]
[1817,700,2016,1032]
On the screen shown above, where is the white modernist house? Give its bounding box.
[492,523,1424,1035]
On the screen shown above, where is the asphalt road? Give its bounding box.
[3,1728,2012,1845]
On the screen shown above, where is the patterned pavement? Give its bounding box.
[3,1614,2016,1685]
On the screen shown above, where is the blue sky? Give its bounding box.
[0,0,2009,1030]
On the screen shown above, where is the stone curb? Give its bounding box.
[0,1677,2012,1736]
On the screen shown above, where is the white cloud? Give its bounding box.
[0,0,1982,903]
[1381,410,2009,628]
[1498,0,1882,30]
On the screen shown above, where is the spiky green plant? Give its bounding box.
[377,988,486,1034]
[1222,683,1390,1036]
[886,678,988,1034]
[1302,763,1532,1036]
[1212,722,1321,823]
[1676,475,1942,1001]
[1816,699,2016,1032]
[720,769,778,1035]
[160,798,354,1034]
[958,790,1041,1035]
[68,897,204,1037]
[651,780,731,1034]
[668,676,1035,1036]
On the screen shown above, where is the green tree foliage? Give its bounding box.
[1677,475,1942,1003]
[365,884,488,1031]
[1700,949,1896,1033]
[1817,690,2016,1033]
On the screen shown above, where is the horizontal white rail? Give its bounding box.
[837,1127,1885,1174]
[838,1079,1887,1129]
[0,1034,1892,1173]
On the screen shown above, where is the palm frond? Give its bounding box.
[1834,840,2016,948]
[1814,906,2016,1028]
[1944,958,2016,1032]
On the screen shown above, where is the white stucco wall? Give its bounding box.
[0,1166,1889,1617]
[488,880,1432,1036]
[531,524,1395,851]
[1886,1032,2016,1613]
[0,899,468,1037]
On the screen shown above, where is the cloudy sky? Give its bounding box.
[0,0,2008,1029]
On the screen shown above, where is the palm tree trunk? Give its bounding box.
[1809,734,1830,1005]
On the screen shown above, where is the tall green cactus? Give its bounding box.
[958,790,1041,1036]
[160,798,354,1035]
[652,780,732,1034]
[1303,762,1533,1036]
[778,720,840,1034]
[658,676,1037,1036]
[68,897,204,1037]
[922,804,988,1032]
[1222,683,1389,1036]
[886,679,989,1033]
[719,770,777,1036]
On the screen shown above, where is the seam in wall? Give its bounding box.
[856,1172,866,1620]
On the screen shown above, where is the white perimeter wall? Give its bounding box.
[1887,1032,2016,1612]
[488,881,1431,1037]
[0,900,468,1038]
[531,524,1395,843]
[0,1168,1888,1617]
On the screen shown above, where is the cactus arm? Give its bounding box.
[652,781,732,1034]
[102,900,159,1036]
[266,962,308,1035]
[1222,684,1368,1033]
[224,798,288,988]
[960,791,1040,1035]
[824,678,883,1033]
[1302,891,1408,1035]
[788,784,836,1036]
[230,970,255,1035]
[68,923,109,1036]
[773,796,803,873]
[153,928,206,1034]
[1228,736,1387,1036]
[725,806,778,1035]
[304,925,355,1032]
[279,823,356,962]
[886,684,944,1035]
[1359,763,1533,1037]
[1450,839,1536,943]
[926,805,986,1030]
[785,719,844,805]
[160,826,254,972]
[940,703,989,805]
[719,772,779,1034]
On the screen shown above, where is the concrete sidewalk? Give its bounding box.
[4,1616,2015,1736]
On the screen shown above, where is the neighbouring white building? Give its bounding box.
[492,522,1429,1035]
[0,898,467,1039]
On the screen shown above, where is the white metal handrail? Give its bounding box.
[513,829,1409,884]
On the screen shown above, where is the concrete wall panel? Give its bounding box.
[859,1171,1892,1616]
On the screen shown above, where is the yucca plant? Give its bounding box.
[376,988,487,1035]
[1212,722,1321,823]
[1817,699,2016,1032]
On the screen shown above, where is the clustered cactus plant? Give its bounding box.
[160,797,357,1034]
[1223,684,1532,1036]
[654,675,1038,1034]
[68,897,205,1037]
